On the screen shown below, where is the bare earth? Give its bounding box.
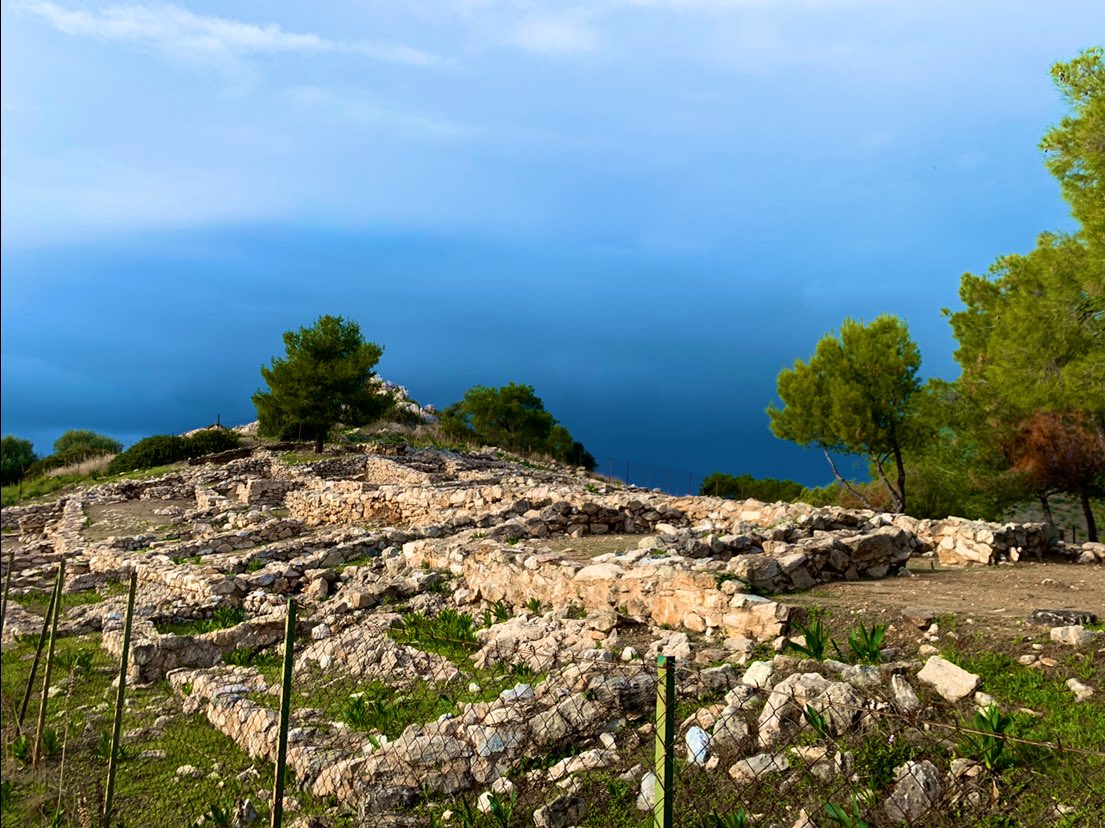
[539,534,1104,647]
[785,559,1105,643]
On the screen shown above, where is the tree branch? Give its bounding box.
[821,447,872,509]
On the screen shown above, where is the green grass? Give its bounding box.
[947,650,1105,752]
[12,588,104,619]
[388,609,480,665]
[154,606,248,636]
[1,631,274,828]
[1,464,181,507]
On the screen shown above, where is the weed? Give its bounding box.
[155,606,248,636]
[11,734,31,765]
[245,557,267,573]
[845,622,886,664]
[962,704,1013,771]
[524,598,544,615]
[41,727,60,757]
[852,729,920,788]
[787,618,832,660]
[803,703,829,739]
[565,602,588,620]
[189,803,233,828]
[824,798,870,828]
[0,779,12,812]
[695,810,749,828]
[485,790,518,828]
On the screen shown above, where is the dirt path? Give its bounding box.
[783,560,1105,642]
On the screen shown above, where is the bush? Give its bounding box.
[107,435,190,474]
[0,436,36,485]
[700,472,805,502]
[53,429,121,456]
[185,428,241,457]
[106,429,242,474]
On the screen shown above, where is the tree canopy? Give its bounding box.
[1041,47,1105,254]
[935,47,1105,539]
[253,315,391,453]
[53,429,122,457]
[768,315,921,512]
[1,436,37,485]
[442,383,596,469]
[699,472,805,503]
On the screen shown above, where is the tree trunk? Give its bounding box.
[1079,487,1099,543]
[873,453,905,513]
[821,447,872,509]
[314,435,324,454]
[1038,493,1056,526]
[892,445,907,514]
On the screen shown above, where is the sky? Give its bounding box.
[1,1,1100,491]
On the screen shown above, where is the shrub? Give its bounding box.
[185,428,241,457]
[106,429,242,474]
[0,436,37,485]
[107,435,190,474]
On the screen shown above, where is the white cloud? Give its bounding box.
[284,85,479,142]
[511,14,599,55]
[15,1,453,69]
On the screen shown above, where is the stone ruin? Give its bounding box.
[1,442,1100,825]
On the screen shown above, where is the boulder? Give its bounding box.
[1050,625,1097,647]
[1031,608,1097,626]
[917,656,979,702]
[883,760,943,822]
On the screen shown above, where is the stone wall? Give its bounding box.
[892,515,1061,564]
[403,536,790,642]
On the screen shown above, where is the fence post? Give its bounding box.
[0,547,14,636]
[17,572,60,732]
[103,569,138,824]
[271,598,297,828]
[654,654,676,828]
[32,559,65,765]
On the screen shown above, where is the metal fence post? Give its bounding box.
[32,559,65,765]
[17,573,59,732]
[654,654,676,828]
[0,547,14,636]
[271,598,297,828]
[103,570,138,824]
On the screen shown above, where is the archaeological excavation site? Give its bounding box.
[2,438,1103,828]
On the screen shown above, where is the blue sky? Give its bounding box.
[1,1,1100,489]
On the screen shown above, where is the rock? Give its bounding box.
[889,674,920,713]
[791,809,816,828]
[1031,608,1098,626]
[841,664,881,687]
[917,656,980,702]
[742,660,775,689]
[1067,678,1095,702]
[883,760,942,822]
[637,772,656,811]
[711,710,751,751]
[685,726,710,765]
[902,607,937,628]
[728,752,790,781]
[533,795,585,828]
[621,646,639,662]
[499,683,535,702]
[175,764,202,779]
[1050,625,1096,647]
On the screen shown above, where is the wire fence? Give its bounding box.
[594,458,701,497]
[2,563,1104,828]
